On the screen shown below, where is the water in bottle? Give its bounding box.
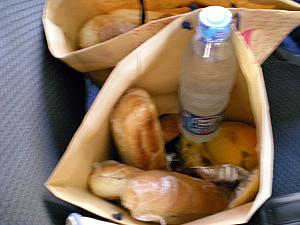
[179,6,237,142]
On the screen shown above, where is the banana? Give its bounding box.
[180,136,216,167]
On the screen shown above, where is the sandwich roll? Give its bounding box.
[78,14,138,49]
[121,170,228,224]
[78,8,177,49]
[78,4,195,49]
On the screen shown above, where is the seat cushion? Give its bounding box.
[0,0,92,224]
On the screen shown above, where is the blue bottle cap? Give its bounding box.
[199,6,232,42]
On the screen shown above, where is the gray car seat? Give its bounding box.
[1,0,300,224]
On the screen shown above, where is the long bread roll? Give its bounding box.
[121,170,228,224]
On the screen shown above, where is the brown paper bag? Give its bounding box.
[42,0,300,84]
[46,10,273,225]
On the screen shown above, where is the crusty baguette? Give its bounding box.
[89,160,142,200]
[121,170,228,224]
[111,89,167,170]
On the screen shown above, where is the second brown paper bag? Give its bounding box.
[43,0,300,83]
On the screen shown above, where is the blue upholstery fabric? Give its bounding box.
[262,54,300,196]
[0,0,94,224]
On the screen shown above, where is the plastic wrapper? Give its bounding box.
[66,213,118,225]
[166,152,184,173]
[189,164,250,183]
[229,168,260,208]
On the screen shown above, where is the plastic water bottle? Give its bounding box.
[179,6,237,142]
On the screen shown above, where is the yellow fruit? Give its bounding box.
[206,122,258,170]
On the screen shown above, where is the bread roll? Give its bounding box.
[78,8,183,49]
[111,89,167,170]
[78,14,138,49]
[121,170,228,224]
[159,114,180,143]
[89,160,142,199]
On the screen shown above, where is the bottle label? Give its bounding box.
[200,23,231,43]
[180,108,223,136]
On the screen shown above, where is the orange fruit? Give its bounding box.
[206,122,258,170]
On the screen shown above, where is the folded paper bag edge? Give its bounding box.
[184,203,253,225]
[229,29,273,217]
[252,0,300,10]
[45,185,148,225]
